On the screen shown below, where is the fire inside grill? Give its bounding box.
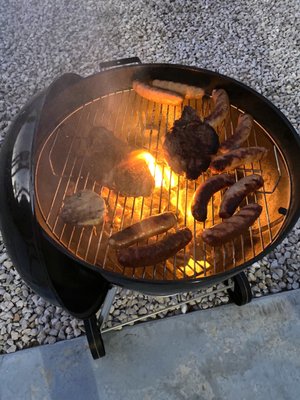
[35,89,290,282]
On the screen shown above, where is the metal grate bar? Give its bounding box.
[36,88,289,282]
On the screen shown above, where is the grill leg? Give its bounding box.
[84,286,118,359]
[84,315,105,359]
[227,271,252,306]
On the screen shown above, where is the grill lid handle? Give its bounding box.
[99,57,142,70]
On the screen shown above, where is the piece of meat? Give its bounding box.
[220,114,253,153]
[112,150,155,197]
[60,190,106,226]
[202,203,262,246]
[152,80,205,99]
[117,227,192,267]
[210,147,268,173]
[219,174,264,218]
[204,89,230,129]
[162,106,219,180]
[78,126,130,185]
[132,80,183,106]
[191,174,235,222]
[109,212,177,248]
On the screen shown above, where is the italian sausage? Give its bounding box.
[202,203,262,246]
[210,147,268,173]
[219,174,264,218]
[219,114,253,153]
[204,89,230,129]
[152,79,205,99]
[132,80,183,106]
[117,227,192,267]
[109,212,177,249]
[191,174,235,222]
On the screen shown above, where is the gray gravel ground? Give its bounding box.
[0,0,299,354]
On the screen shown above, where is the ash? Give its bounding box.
[0,0,299,354]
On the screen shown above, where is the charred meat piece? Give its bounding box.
[204,89,230,129]
[162,106,219,179]
[78,126,130,185]
[202,203,262,246]
[117,227,193,268]
[113,151,155,197]
[109,212,177,248]
[191,174,235,222]
[219,114,253,153]
[210,147,268,173]
[60,190,106,226]
[133,80,183,106]
[219,174,264,218]
[152,80,205,99]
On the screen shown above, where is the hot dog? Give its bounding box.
[191,174,235,222]
[117,227,192,267]
[202,204,262,246]
[210,147,268,173]
[132,80,183,106]
[152,80,205,99]
[109,212,177,249]
[219,174,264,218]
[204,89,230,129]
[219,114,253,153]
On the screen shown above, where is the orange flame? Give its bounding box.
[137,152,177,189]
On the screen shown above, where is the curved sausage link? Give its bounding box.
[132,80,183,106]
[219,174,264,218]
[117,227,192,268]
[210,147,268,173]
[204,89,230,129]
[152,80,205,99]
[191,174,235,222]
[109,212,177,249]
[202,204,262,246]
[220,114,253,153]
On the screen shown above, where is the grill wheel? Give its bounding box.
[226,272,252,306]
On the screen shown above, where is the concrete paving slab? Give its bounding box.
[1,290,300,400]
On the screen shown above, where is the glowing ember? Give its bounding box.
[137,152,177,189]
[186,257,210,276]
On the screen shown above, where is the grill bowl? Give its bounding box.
[1,60,300,314]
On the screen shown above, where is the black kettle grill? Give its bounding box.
[0,57,299,358]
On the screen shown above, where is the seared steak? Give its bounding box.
[78,126,130,185]
[162,106,219,180]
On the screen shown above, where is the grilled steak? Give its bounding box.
[112,151,155,197]
[162,106,219,180]
[78,126,130,185]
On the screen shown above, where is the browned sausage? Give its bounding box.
[219,174,264,218]
[219,114,253,153]
[191,174,235,222]
[117,227,192,267]
[210,147,268,173]
[109,212,177,249]
[132,80,183,106]
[204,89,230,129]
[152,80,205,99]
[202,204,262,246]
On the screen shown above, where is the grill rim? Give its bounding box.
[1,61,299,313]
[33,62,300,294]
[36,92,289,284]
